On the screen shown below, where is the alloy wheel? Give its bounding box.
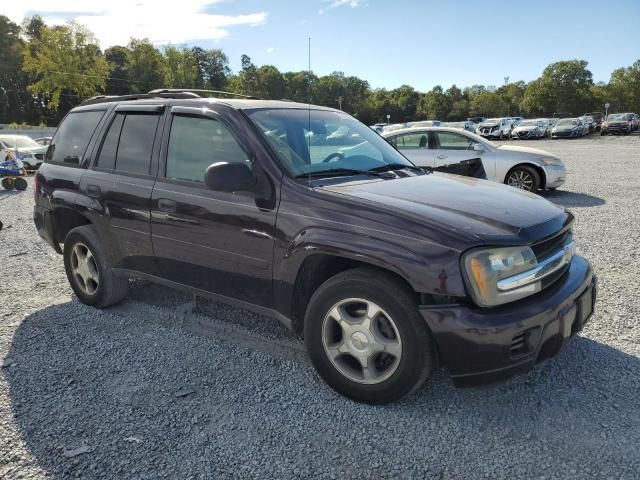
[70,242,100,295]
[321,298,402,384]
[507,169,534,191]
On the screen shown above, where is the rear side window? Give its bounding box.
[46,110,105,165]
[95,112,159,175]
[394,133,429,149]
[166,115,248,183]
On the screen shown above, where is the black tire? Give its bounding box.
[505,165,541,192]
[1,178,14,190]
[13,177,27,191]
[304,268,435,404]
[63,225,129,308]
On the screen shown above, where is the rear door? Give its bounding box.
[150,105,277,307]
[388,131,434,167]
[80,104,164,274]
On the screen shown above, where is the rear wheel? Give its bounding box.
[304,268,435,404]
[2,178,14,190]
[64,225,129,308]
[506,165,541,192]
[13,177,27,191]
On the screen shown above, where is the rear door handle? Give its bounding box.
[157,198,176,212]
[86,185,101,197]
[437,155,448,160]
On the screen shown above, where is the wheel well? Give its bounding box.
[52,209,91,244]
[505,163,546,189]
[290,254,417,335]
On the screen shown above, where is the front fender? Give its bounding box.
[275,226,466,300]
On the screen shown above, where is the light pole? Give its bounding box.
[386,114,390,125]
[337,96,343,111]
[504,76,510,116]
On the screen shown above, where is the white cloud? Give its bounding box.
[5,1,267,47]
[319,0,363,14]
[266,47,275,53]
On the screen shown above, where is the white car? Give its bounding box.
[475,118,513,140]
[0,134,48,170]
[510,119,548,139]
[382,127,566,192]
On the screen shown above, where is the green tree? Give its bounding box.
[0,16,33,123]
[470,91,508,117]
[127,38,168,93]
[104,45,133,95]
[191,47,231,90]
[521,60,594,115]
[164,45,199,88]
[605,60,640,112]
[22,22,110,109]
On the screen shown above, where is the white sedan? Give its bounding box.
[382,127,566,192]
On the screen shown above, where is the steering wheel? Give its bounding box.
[322,152,345,163]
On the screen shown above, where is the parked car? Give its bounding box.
[34,136,53,146]
[369,124,387,133]
[601,113,633,135]
[584,112,605,130]
[440,121,476,132]
[467,116,486,124]
[582,115,596,133]
[407,120,441,128]
[475,118,513,140]
[510,119,548,139]
[383,127,566,192]
[34,89,595,404]
[0,135,45,170]
[551,118,585,138]
[624,112,639,131]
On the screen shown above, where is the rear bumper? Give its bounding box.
[34,205,61,253]
[419,255,595,386]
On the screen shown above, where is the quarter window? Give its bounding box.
[166,115,248,183]
[95,114,124,170]
[436,132,474,150]
[46,110,106,165]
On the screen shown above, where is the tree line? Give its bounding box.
[1,15,639,127]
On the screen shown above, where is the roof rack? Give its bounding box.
[148,88,259,100]
[80,88,259,106]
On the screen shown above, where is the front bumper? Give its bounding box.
[419,255,595,386]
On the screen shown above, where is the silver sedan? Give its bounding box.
[382,127,566,192]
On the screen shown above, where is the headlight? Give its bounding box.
[462,246,540,307]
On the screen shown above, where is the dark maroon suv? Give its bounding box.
[34,89,596,404]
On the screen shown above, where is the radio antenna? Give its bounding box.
[307,36,312,187]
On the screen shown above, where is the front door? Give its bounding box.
[390,131,434,168]
[150,106,277,307]
[431,130,493,180]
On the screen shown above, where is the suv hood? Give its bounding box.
[479,121,499,127]
[322,174,567,247]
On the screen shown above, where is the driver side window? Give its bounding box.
[166,115,249,183]
[436,132,474,150]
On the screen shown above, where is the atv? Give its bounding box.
[0,158,28,191]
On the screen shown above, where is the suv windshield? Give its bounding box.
[607,114,625,120]
[246,108,415,177]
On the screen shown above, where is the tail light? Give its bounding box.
[34,173,39,201]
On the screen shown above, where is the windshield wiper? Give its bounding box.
[294,168,387,179]
[369,163,424,173]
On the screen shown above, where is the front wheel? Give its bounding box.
[506,165,541,192]
[64,225,129,308]
[1,178,14,190]
[304,268,435,404]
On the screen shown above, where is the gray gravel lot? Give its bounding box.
[1,134,639,479]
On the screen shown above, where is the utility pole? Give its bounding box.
[337,96,343,111]
[504,76,510,117]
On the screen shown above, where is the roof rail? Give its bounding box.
[148,88,259,100]
[80,91,200,106]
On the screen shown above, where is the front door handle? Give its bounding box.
[157,198,176,212]
[86,185,101,197]
[437,155,448,160]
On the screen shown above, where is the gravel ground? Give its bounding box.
[1,134,639,479]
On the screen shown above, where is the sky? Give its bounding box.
[5,0,640,91]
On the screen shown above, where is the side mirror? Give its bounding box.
[473,143,485,152]
[204,162,255,192]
